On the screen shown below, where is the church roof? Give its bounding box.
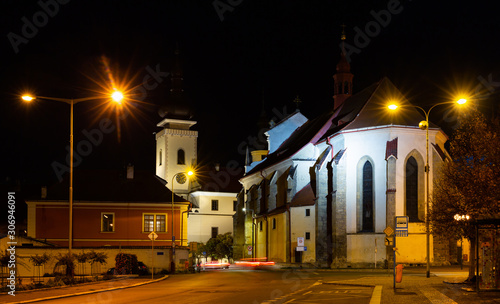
[244,77,439,177]
[245,109,336,176]
[340,77,435,131]
[36,169,186,203]
[290,183,315,207]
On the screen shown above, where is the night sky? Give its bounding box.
[1,0,499,197]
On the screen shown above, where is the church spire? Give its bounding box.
[333,24,354,110]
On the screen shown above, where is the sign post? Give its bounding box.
[148,231,158,279]
[393,216,408,289]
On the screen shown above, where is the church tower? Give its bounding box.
[333,26,354,110]
[156,45,197,195]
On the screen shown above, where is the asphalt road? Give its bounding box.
[36,268,378,304]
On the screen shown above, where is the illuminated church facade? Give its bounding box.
[233,47,454,267]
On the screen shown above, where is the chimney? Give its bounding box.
[41,186,47,199]
[127,164,134,179]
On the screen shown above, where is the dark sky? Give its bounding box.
[1,0,499,193]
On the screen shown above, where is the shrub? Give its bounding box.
[115,253,138,274]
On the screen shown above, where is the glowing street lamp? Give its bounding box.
[388,98,467,278]
[170,170,194,273]
[21,91,124,255]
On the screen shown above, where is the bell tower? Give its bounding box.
[333,25,354,110]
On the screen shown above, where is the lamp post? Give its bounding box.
[21,92,123,255]
[170,170,193,272]
[243,207,255,259]
[388,98,466,278]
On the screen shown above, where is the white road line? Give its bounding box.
[369,285,382,304]
[420,287,457,304]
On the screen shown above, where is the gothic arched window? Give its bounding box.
[406,156,419,221]
[362,161,374,232]
[177,149,185,165]
[159,149,162,166]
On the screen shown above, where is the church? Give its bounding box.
[233,38,456,268]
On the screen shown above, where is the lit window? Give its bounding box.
[211,200,219,211]
[101,213,114,232]
[144,214,167,232]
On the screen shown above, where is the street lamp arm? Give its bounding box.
[34,95,112,104]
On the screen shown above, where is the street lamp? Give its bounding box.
[388,98,467,278]
[170,170,194,272]
[21,91,124,255]
[242,207,255,259]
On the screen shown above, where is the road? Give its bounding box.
[38,268,377,304]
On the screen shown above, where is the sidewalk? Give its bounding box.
[324,266,500,304]
[0,276,167,304]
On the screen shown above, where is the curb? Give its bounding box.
[9,276,169,304]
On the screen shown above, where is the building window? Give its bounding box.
[305,232,310,240]
[159,149,162,166]
[211,227,218,238]
[143,214,167,232]
[211,200,219,211]
[406,156,419,222]
[259,221,263,231]
[177,149,185,165]
[101,213,114,232]
[233,200,237,211]
[305,209,310,217]
[272,218,276,229]
[362,161,374,232]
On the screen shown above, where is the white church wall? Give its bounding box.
[342,128,389,234]
[347,234,386,266]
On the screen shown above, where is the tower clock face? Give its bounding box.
[175,173,187,184]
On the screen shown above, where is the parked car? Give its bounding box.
[106,261,149,275]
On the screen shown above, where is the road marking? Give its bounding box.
[303,291,312,295]
[369,285,382,304]
[420,287,457,304]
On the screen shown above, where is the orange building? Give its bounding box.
[26,166,190,249]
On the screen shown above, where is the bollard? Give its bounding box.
[396,264,404,283]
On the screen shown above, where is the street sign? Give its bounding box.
[248,245,253,252]
[395,216,409,237]
[297,237,304,247]
[384,226,394,237]
[395,230,408,237]
[395,216,408,229]
[296,246,305,251]
[148,231,158,240]
[384,237,393,246]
